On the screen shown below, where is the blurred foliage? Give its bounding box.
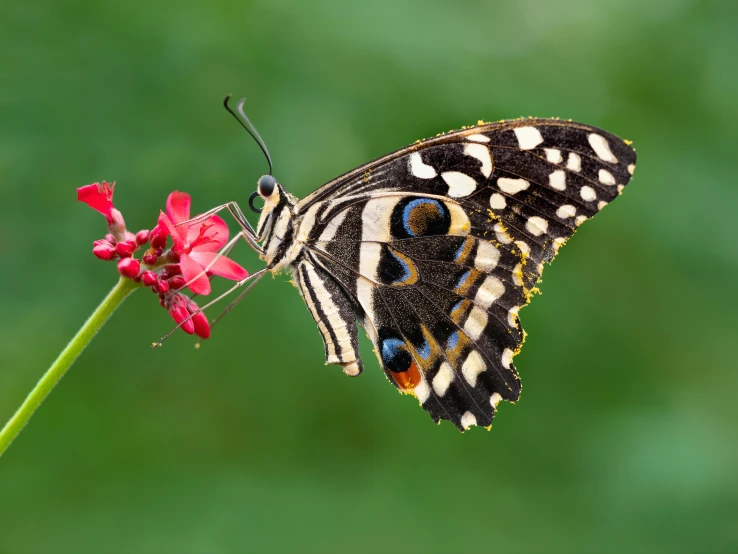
[1,0,737,552]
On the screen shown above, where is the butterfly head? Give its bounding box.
[252,174,295,242]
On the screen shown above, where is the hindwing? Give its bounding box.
[293,119,636,430]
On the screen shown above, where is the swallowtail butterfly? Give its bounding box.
[215,109,636,431]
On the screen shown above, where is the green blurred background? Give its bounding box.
[1,0,737,552]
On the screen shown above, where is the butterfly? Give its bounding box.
[211,106,636,432]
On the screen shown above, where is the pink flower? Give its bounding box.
[77,181,116,222]
[157,191,247,295]
[77,181,133,243]
[79,182,246,341]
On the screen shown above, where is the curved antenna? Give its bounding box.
[223,94,273,175]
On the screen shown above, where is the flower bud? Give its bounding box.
[115,241,134,258]
[167,295,195,334]
[192,311,211,339]
[135,229,150,245]
[117,257,141,279]
[105,233,117,245]
[150,225,168,249]
[142,251,158,265]
[156,280,170,294]
[168,275,186,291]
[141,270,158,286]
[92,239,117,261]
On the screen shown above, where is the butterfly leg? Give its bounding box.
[178,201,265,254]
[153,266,270,347]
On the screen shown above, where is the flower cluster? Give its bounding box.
[77,182,248,339]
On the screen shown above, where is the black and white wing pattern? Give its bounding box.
[293,119,636,431]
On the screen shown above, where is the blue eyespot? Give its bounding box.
[447,331,460,350]
[381,338,405,363]
[456,270,471,290]
[417,338,431,360]
[402,198,447,237]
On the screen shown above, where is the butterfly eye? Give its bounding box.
[258,175,276,197]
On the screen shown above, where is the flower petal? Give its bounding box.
[179,253,211,295]
[189,251,248,281]
[166,191,192,225]
[187,214,229,251]
[158,212,185,251]
[77,182,115,221]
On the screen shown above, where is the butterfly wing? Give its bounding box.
[295,119,636,430]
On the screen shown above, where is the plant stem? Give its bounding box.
[0,277,138,458]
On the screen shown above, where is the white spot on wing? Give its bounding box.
[598,169,616,185]
[525,216,549,237]
[556,204,576,219]
[466,133,490,143]
[627,164,635,175]
[494,223,513,244]
[508,306,520,327]
[462,350,486,387]
[497,177,529,194]
[588,133,618,163]
[489,193,506,210]
[597,201,608,210]
[514,126,544,150]
[548,169,566,191]
[575,215,587,226]
[490,392,503,408]
[464,306,488,341]
[501,348,513,369]
[512,265,523,287]
[432,362,454,396]
[580,186,596,202]
[475,276,505,308]
[545,148,563,164]
[464,143,493,178]
[566,152,581,172]
[460,411,477,429]
[414,380,430,404]
[442,171,477,197]
[409,152,437,179]
[475,240,500,272]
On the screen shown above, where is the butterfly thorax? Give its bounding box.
[257,183,301,270]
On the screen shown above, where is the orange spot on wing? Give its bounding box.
[390,360,421,391]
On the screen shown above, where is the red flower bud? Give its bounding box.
[105,233,117,245]
[156,280,170,294]
[150,225,168,249]
[168,275,186,291]
[142,252,158,265]
[167,294,195,334]
[92,239,117,261]
[141,270,158,286]
[115,241,134,258]
[192,311,211,339]
[135,229,150,245]
[117,257,141,279]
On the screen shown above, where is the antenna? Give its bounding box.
[223,94,273,175]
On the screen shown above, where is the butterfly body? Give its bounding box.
[249,118,636,431]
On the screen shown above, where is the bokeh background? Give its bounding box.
[1,1,737,552]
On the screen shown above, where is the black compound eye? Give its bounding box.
[258,175,276,197]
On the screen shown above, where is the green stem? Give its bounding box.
[0,277,138,458]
